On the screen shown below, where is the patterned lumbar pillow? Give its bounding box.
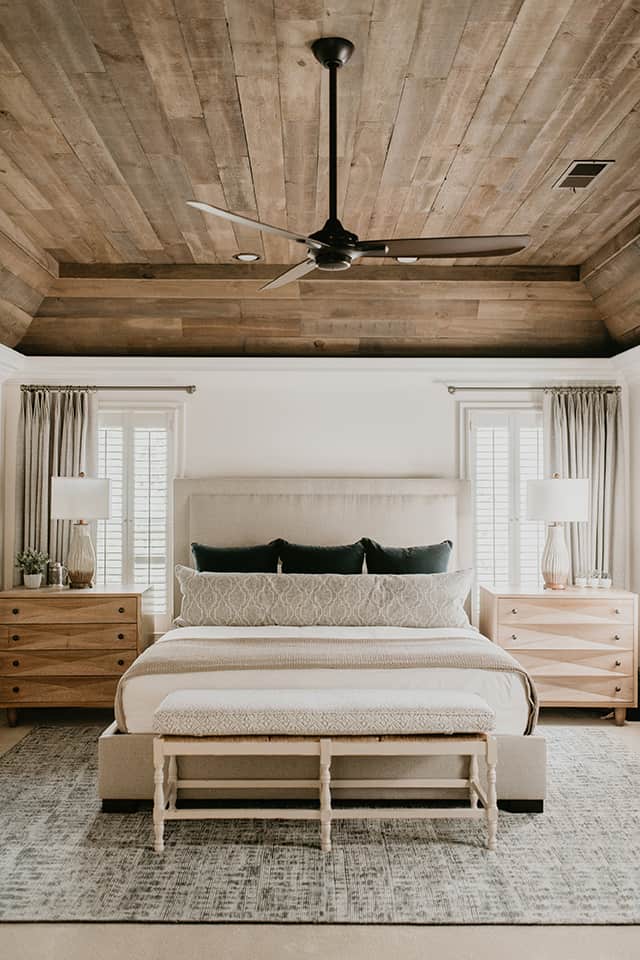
[278,540,365,574]
[363,538,452,574]
[191,541,280,573]
[174,566,472,629]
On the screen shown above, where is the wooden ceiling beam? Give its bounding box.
[57,262,580,282]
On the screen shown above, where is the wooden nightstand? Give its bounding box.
[479,585,639,725]
[0,585,153,726]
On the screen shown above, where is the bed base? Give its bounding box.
[99,723,546,812]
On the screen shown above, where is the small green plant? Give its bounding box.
[15,549,49,575]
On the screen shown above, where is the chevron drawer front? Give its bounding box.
[0,585,152,727]
[480,585,638,726]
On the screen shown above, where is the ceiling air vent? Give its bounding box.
[553,160,614,189]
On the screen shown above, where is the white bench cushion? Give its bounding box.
[153,688,495,737]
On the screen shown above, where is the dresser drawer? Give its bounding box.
[0,596,137,624]
[510,649,634,680]
[0,649,136,677]
[1,624,138,650]
[535,676,634,705]
[0,676,120,705]
[497,623,636,653]
[497,597,635,626]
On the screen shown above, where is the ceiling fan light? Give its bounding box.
[234,252,261,262]
[395,256,418,263]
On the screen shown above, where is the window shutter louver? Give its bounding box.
[95,410,172,616]
[469,409,544,614]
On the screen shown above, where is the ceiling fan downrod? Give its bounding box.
[309,37,360,264]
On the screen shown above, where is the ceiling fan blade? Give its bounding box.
[356,235,530,258]
[187,201,328,251]
[260,259,318,291]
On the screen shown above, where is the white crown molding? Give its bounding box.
[8,353,619,386]
[0,344,25,383]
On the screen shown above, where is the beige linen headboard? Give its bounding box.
[173,477,471,613]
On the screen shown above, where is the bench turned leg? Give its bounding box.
[319,738,332,853]
[469,754,479,809]
[485,737,498,852]
[168,755,178,811]
[153,737,166,853]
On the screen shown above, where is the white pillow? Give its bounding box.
[174,567,472,629]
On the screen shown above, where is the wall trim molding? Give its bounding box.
[612,345,640,385]
[0,345,25,383]
[7,354,619,385]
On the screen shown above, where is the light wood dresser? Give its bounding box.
[0,585,152,726]
[479,585,638,725]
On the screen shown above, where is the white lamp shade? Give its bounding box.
[527,478,589,523]
[51,477,111,521]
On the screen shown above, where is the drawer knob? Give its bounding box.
[117,633,124,640]
[615,659,622,667]
[614,634,621,641]
[615,685,622,692]
[12,686,19,694]
[117,659,125,666]
[11,635,19,642]
[118,607,125,614]
[511,608,518,615]
[11,608,19,615]
[12,660,19,667]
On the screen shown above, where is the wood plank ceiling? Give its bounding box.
[1,0,640,356]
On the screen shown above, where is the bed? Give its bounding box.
[99,477,546,811]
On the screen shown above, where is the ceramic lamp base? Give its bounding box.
[66,521,96,589]
[541,522,570,591]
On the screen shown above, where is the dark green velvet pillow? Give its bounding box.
[191,541,280,573]
[363,538,452,574]
[279,540,365,574]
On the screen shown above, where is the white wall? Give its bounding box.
[181,372,455,478]
[613,347,640,593]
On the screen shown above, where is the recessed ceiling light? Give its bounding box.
[395,256,419,263]
[233,252,261,262]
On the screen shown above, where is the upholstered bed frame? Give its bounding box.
[99,477,546,812]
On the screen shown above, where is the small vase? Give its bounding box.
[23,572,42,589]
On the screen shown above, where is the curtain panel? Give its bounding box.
[15,387,98,578]
[543,386,625,587]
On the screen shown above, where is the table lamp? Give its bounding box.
[51,474,111,588]
[527,475,589,589]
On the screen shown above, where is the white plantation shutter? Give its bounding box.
[96,410,172,616]
[469,409,544,608]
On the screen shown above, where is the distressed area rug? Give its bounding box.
[1,724,639,923]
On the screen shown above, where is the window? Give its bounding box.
[96,409,174,617]
[467,408,545,606]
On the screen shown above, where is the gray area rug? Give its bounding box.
[1,724,639,923]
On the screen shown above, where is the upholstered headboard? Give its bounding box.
[173,477,471,613]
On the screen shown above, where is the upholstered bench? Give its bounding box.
[151,688,498,853]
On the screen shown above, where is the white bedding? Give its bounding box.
[120,625,531,734]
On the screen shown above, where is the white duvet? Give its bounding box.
[119,625,531,735]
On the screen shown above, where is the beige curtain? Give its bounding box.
[543,386,625,586]
[15,387,98,575]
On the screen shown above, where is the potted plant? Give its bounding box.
[16,549,49,589]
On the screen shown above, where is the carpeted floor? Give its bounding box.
[1,724,639,923]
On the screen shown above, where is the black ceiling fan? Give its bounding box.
[188,37,529,291]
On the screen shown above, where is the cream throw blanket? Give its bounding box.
[115,627,538,734]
